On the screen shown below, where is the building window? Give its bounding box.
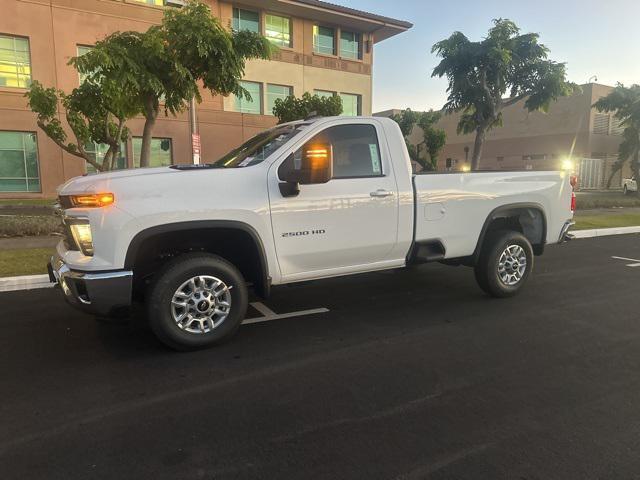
[265,14,291,48]
[85,142,127,174]
[314,89,336,99]
[133,137,173,168]
[313,26,335,55]
[266,84,292,115]
[76,45,93,85]
[0,131,40,192]
[132,0,165,5]
[340,93,361,116]
[234,81,262,114]
[233,8,259,33]
[339,31,361,60]
[0,35,31,88]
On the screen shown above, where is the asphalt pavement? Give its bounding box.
[2,234,640,479]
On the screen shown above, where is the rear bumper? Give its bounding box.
[558,220,575,242]
[48,253,133,317]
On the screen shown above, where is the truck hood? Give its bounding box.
[56,164,268,219]
[57,167,180,195]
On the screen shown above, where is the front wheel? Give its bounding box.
[147,253,248,350]
[474,230,534,298]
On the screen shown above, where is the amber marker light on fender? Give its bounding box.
[70,193,115,208]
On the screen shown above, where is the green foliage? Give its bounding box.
[390,109,420,137]
[432,19,576,169]
[418,111,447,170]
[161,1,273,103]
[594,84,640,192]
[273,92,343,123]
[26,80,130,172]
[390,109,446,170]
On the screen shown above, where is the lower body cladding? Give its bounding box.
[48,253,133,317]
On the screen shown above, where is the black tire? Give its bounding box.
[474,230,534,298]
[147,253,248,350]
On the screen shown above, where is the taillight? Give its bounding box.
[571,191,576,212]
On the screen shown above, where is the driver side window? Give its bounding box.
[281,124,383,180]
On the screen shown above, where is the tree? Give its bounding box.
[593,84,640,192]
[432,19,576,170]
[390,108,446,170]
[73,0,272,168]
[26,80,134,172]
[418,110,446,170]
[273,92,342,123]
[391,108,420,137]
[390,108,423,167]
[27,0,273,171]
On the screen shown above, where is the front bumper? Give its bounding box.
[48,253,133,317]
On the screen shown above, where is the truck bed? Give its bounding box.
[413,171,574,259]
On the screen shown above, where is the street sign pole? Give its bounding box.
[189,96,200,164]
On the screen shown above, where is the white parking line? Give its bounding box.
[611,256,640,267]
[243,301,330,325]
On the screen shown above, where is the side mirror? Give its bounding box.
[279,143,333,197]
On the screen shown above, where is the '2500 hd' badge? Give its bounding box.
[281,229,326,238]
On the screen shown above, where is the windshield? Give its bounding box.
[210,123,308,168]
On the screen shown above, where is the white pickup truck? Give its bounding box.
[50,116,575,349]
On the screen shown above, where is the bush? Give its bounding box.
[0,215,62,237]
[575,192,640,210]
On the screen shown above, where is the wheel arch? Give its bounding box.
[473,203,547,261]
[124,220,271,298]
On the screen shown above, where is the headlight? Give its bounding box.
[69,221,94,256]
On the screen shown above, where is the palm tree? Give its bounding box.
[593,84,640,193]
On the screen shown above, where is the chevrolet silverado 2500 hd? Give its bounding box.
[49,116,575,349]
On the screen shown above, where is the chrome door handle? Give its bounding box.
[370,189,394,198]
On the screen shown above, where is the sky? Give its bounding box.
[345,0,640,113]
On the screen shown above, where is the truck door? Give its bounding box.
[268,121,399,279]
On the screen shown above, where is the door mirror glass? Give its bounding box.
[280,143,333,185]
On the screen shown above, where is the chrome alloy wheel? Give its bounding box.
[170,275,232,334]
[497,244,527,286]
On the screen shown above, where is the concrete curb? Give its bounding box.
[571,226,640,239]
[0,274,53,293]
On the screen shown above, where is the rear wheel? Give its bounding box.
[147,253,248,350]
[474,230,534,298]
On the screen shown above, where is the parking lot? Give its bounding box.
[2,234,640,479]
